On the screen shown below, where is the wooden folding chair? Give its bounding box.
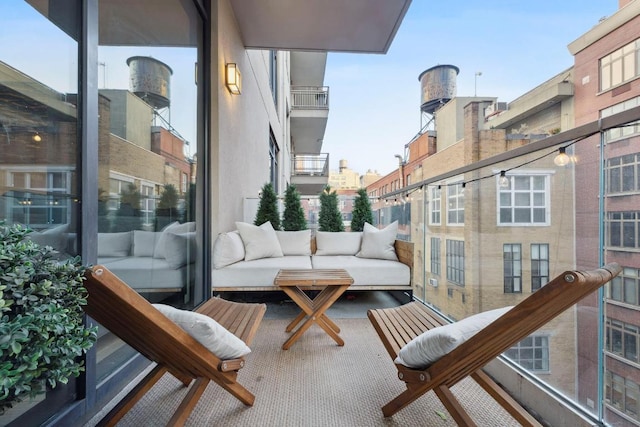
[368,263,621,426]
[83,265,267,427]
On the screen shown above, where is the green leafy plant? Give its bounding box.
[0,223,97,414]
[318,185,344,232]
[282,184,307,231]
[254,182,281,230]
[350,188,373,232]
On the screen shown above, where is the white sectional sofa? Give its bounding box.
[95,221,196,294]
[211,221,413,294]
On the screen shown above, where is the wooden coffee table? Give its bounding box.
[274,269,354,350]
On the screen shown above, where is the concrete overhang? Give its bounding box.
[230,0,412,53]
[291,52,327,86]
[486,81,574,130]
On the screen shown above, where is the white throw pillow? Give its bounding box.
[97,231,132,257]
[356,221,398,261]
[395,306,513,369]
[153,221,179,259]
[276,230,311,256]
[213,230,246,268]
[235,221,283,261]
[164,231,197,269]
[133,230,160,257]
[315,231,362,256]
[153,303,251,359]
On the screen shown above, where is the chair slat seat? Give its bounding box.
[84,265,266,427]
[368,263,622,426]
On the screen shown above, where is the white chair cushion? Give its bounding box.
[315,231,362,256]
[153,303,251,359]
[395,306,513,369]
[356,221,398,261]
[236,221,283,261]
[213,230,245,268]
[276,230,311,256]
[97,231,132,257]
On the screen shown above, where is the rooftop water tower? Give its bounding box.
[418,64,459,131]
[126,56,173,110]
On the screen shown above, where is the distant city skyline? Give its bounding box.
[322,0,618,176]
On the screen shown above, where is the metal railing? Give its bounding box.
[291,153,329,176]
[291,86,329,110]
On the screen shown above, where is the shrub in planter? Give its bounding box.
[0,223,97,414]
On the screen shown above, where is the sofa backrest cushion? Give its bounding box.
[315,231,362,256]
[98,231,132,257]
[356,221,399,261]
[276,230,311,256]
[28,223,69,252]
[164,231,197,269]
[133,230,161,257]
[236,221,283,261]
[213,230,245,269]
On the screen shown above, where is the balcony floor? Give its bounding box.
[85,292,530,426]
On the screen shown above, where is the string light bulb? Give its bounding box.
[498,171,509,188]
[554,146,570,166]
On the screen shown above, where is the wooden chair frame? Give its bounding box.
[83,265,266,427]
[368,263,621,426]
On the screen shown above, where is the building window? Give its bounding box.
[602,96,640,142]
[269,50,278,106]
[446,239,464,286]
[269,129,279,190]
[498,174,549,226]
[504,335,549,372]
[600,38,640,92]
[446,181,464,225]
[605,372,640,420]
[430,186,441,225]
[606,319,639,364]
[608,266,640,306]
[5,169,72,229]
[531,243,549,291]
[430,237,441,275]
[606,153,640,194]
[607,211,639,249]
[140,183,156,228]
[503,244,522,293]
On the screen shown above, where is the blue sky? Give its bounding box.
[323,1,619,176]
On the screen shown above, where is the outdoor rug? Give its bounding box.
[87,318,525,426]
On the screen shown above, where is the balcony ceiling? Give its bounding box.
[230,0,412,53]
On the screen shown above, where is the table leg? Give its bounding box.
[281,285,349,350]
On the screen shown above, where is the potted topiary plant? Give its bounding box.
[0,223,97,414]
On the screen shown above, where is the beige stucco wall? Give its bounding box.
[210,0,292,235]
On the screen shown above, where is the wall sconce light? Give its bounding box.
[32,132,42,142]
[554,146,570,166]
[225,63,241,95]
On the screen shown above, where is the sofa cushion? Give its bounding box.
[356,221,398,261]
[98,231,132,257]
[98,256,193,290]
[164,231,197,269]
[153,303,251,359]
[154,221,196,259]
[236,221,283,261]
[28,223,69,252]
[394,306,513,369]
[133,230,161,257]
[213,230,245,269]
[311,255,410,287]
[212,256,312,288]
[315,231,362,256]
[276,230,311,256]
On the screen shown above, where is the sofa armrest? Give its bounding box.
[394,239,413,269]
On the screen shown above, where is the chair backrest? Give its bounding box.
[426,263,621,388]
[83,265,225,380]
